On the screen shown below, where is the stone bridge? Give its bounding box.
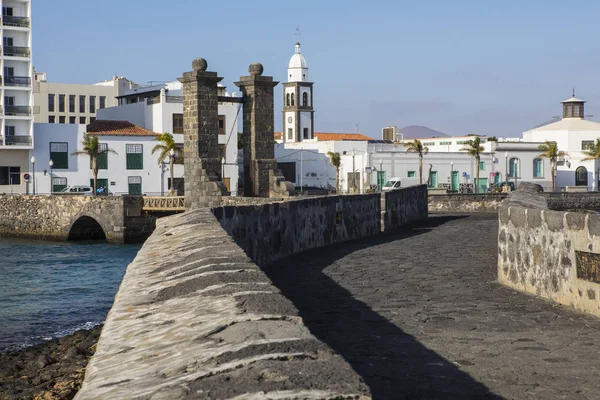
[0,195,155,243]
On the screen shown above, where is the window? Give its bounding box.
[48,94,55,112]
[79,116,86,124]
[3,37,12,47]
[440,141,452,145]
[288,128,293,140]
[303,128,309,139]
[89,96,96,113]
[286,93,290,106]
[173,114,183,134]
[79,95,85,113]
[52,177,67,193]
[4,96,13,106]
[291,93,295,106]
[3,7,13,16]
[302,92,308,106]
[173,144,184,165]
[564,104,573,118]
[423,142,435,146]
[126,144,143,169]
[0,166,20,185]
[218,115,225,135]
[90,117,96,123]
[582,140,594,150]
[50,142,68,169]
[218,144,226,160]
[49,116,55,123]
[4,67,13,77]
[456,140,469,145]
[5,126,15,135]
[574,104,581,117]
[91,143,108,170]
[509,158,519,177]
[59,116,66,124]
[69,116,76,124]
[408,171,416,177]
[59,94,65,112]
[99,96,106,109]
[128,176,142,195]
[69,95,76,113]
[479,161,485,171]
[533,158,543,178]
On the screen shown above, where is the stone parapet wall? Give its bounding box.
[544,192,600,211]
[383,185,428,231]
[429,193,508,213]
[498,184,600,317]
[215,194,382,266]
[75,210,371,399]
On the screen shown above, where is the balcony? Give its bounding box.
[4,105,31,116]
[4,76,31,87]
[2,15,30,28]
[4,135,31,146]
[3,46,31,57]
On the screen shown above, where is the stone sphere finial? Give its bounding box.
[192,58,208,72]
[249,62,264,76]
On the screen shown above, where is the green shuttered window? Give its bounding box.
[50,142,68,169]
[91,143,108,170]
[128,176,142,195]
[52,177,67,193]
[126,144,143,170]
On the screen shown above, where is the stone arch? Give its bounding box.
[68,216,107,241]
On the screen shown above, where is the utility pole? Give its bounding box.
[352,148,356,194]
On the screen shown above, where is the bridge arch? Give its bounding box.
[68,216,107,241]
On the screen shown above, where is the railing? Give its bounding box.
[142,196,185,211]
[166,96,183,103]
[4,76,31,87]
[3,15,30,28]
[3,46,31,57]
[146,97,160,105]
[5,135,32,146]
[4,105,31,116]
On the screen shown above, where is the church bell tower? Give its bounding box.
[283,42,314,143]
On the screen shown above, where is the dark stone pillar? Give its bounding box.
[235,63,294,198]
[178,58,227,210]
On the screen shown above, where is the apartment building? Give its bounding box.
[0,0,33,194]
[33,71,137,125]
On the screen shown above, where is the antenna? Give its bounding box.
[295,28,302,40]
[355,123,358,133]
[573,87,575,97]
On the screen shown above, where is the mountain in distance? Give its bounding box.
[398,125,449,139]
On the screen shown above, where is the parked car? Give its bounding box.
[59,185,94,195]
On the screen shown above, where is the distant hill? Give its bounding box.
[399,125,448,139]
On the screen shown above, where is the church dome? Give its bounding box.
[288,42,307,69]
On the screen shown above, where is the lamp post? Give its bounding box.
[513,158,518,190]
[450,161,454,191]
[504,151,508,187]
[352,149,356,194]
[169,148,175,193]
[30,156,36,195]
[221,156,226,190]
[49,159,54,194]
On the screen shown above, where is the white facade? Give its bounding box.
[97,82,241,195]
[275,138,551,193]
[33,72,137,125]
[283,43,314,143]
[523,96,600,191]
[29,123,167,196]
[0,0,33,194]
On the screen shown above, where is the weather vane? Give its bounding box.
[295,28,301,40]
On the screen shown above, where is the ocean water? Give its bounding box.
[0,238,141,353]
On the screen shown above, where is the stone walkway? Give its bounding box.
[265,213,600,400]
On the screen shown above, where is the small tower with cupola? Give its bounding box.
[562,90,586,119]
[283,42,314,143]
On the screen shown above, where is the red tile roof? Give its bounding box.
[274,132,373,141]
[87,120,159,136]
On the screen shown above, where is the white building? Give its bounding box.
[523,95,600,191]
[97,81,241,195]
[0,0,33,194]
[29,121,167,196]
[282,43,314,143]
[33,70,137,125]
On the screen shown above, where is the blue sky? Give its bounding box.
[33,0,600,138]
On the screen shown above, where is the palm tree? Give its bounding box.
[152,133,181,194]
[405,139,429,184]
[461,136,484,193]
[327,151,341,193]
[582,138,600,190]
[538,140,564,192]
[72,134,117,196]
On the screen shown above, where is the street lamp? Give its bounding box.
[513,158,518,190]
[30,156,36,195]
[351,149,356,194]
[49,159,54,194]
[450,161,454,191]
[169,148,175,193]
[504,151,508,187]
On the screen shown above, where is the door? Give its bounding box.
[127,177,142,195]
[576,166,588,186]
[4,96,14,106]
[377,170,386,192]
[428,171,438,188]
[451,171,459,191]
[90,179,109,192]
[4,67,13,77]
[347,172,359,192]
[476,178,489,193]
[223,177,231,192]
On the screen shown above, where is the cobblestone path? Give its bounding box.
[265,213,600,400]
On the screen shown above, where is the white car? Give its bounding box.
[59,185,94,195]
[382,178,402,191]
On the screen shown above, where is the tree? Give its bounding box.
[405,139,429,184]
[72,134,117,196]
[538,140,564,192]
[461,136,484,193]
[152,132,181,194]
[487,136,498,142]
[582,138,600,190]
[327,151,341,193]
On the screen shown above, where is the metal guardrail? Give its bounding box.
[3,46,31,57]
[166,96,183,103]
[3,16,30,28]
[5,135,32,145]
[4,76,30,86]
[5,105,31,116]
[142,196,185,211]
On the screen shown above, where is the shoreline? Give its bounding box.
[0,326,101,400]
